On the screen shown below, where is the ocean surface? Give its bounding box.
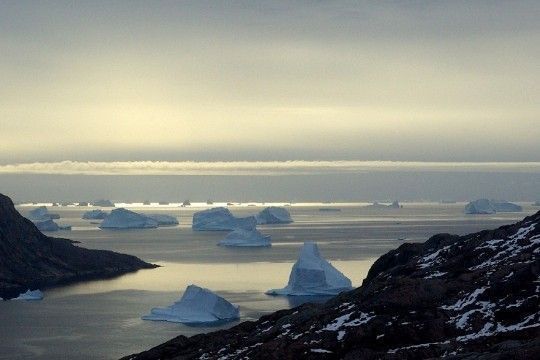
[0,203,537,359]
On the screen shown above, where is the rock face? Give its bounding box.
[27,206,60,221]
[124,212,540,360]
[142,285,239,324]
[192,207,256,231]
[267,242,352,296]
[99,208,159,229]
[34,219,71,232]
[0,193,156,300]
[218,229,271,247]
[82,209,109,220]
[256,206,293,224]
[465,199,522,214]
[145,214,179,226]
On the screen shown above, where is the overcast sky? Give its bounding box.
[1,1,539,163]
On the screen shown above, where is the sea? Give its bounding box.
[0,202,536,359]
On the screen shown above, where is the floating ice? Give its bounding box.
[82,209,108,220]
[91,199,115,207]
[14,289,44,301]
[27,206,60,221]
[492,201,522,213]
[34,219,71,232]
[465,199,522,214]
[99,208,158,229]
[218,229,271,247]
[256,207,293,224]
[142,285,239,324]
[266,242,352,296]
[366,201,401,209]
[192,207,256,231]
[144,214,179,226]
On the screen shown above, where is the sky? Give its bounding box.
[1,0,539,164]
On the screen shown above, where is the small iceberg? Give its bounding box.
[142,285,239,324]
[34,219,71,232]
[256,207,293,224]
[14,289,44,301]
[27,206,60,221]
[533,201,540,207]
[91,199,114,207]
[465,199,522,214]
[366,201,401,209]
[99,208,158,229]
[82,209,108,220]
[218,229,271,247]
[266,242,352,296]
[192,207,256,231]
[145,214,179,226]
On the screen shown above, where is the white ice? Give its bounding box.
[192,207,256,231]
[218,228,271,247]
[99,208,158,229]
[14,289,44,301]
[142,284,239,324]
[256,207,293,224]
[266,242,352,296]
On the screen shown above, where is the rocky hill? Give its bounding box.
[0,193,156,299]
[124,211,540,359]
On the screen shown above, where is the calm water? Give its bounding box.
[0,203,536,359]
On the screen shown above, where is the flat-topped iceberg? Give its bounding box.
[366,201,401,209]
[100,208,158,229]
[256,207,293,224]
[192,207,256,231]
[218,229,271,247]
[267,242,352,296]
[82,209,108,220]
[145,214,179,226]
[14,289,44,301]
[91,199,114,207]
[465,199,522,214]
[34,219,71,232]
[27,206,60,221]
[142,285,239,324]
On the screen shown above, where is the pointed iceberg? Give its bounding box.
[27,206,60,221]
[192,207,256,231]
[267,242,352,296]
[142,285,239,324]
[34,219,71,232]
[218,229,271,247]
[14,289,44,301]
[256,207,293,224]
[145,214,179,226]
[82,209,108,220]
[99,208,158,229]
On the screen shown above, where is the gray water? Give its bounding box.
[0,203,536,359]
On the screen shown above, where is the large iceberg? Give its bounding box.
[99,208,158,229]
[266,242,352,296]
[256,207,293,225]
[192,207,256,231]
[91,199,114,207]
[145,214,179,226]
[82,209,108,220]
[27,206,60,221]
[218,229,271,247]
[465,199,522,214]
[14,289,44,301]
[142,285,239,324]
[34,219,71,232]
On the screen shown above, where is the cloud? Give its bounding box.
[0,161,538,176]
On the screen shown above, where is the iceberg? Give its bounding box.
[492,201,522,213]
[192,207,256,231]
[145,214,179,226]
[142,285,239,324]
[256,207,293,224]
[218,229,271,247]
[366,201,401,209]
[91,199,114,207]
[465,199,522,214]
[99,208,158,229]
[34,219,71,232]
[14,289,44,301]
[82,209,108,220]
[266,242,352,296]
[27,206,60,221]
[533,201,540,207]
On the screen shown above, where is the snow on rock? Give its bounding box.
[14,289,44,301]
[27,206,60,221]
[99,208,158,229]
[256,207,293,224]
[218,228,271,247]
[266,242,352,296]
[82,209,108,220]
[465,199,522,214]
[192,207,256,231]
[142,285,239,324]
[144,214,179,226]
[34,219,71,232]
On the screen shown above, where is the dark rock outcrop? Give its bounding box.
[0,193,156,299]
[123,212,540,359]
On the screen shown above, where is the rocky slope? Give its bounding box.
[0,193,156,299]
[124,212,540,359]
